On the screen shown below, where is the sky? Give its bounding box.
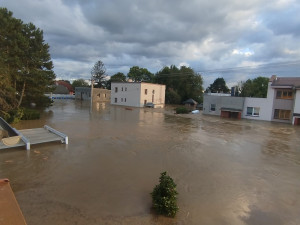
[1,0,300,88]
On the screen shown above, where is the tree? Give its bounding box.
[155,65,203,103]
[207,77,230,93]
[91,60,106,88]
[240,76,269,98]
[106,72,126,90]
[72,79,89,89]
[0,8,55,111]
[127,66,154,82]
[151,171,179,217]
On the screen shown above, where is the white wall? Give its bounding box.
[294,90,300,114]
[242,82,275,121]
[110,82,166,108]
[140,83,166,108]
[110,83,141,107]
[242,97,272,121]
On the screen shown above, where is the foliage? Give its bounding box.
[127,66,154,82]
[21,108,40,120]
[72,79,89,89]
[175,107,189,114]
[207,77,230,93]
[166,88,181,104]
[0,8,55,112]
[6,108,24,124]
[155,65,203,104]
[106,72,127,90]
[151,171,179,217]
[240,76,269,98]
[91,60,106,88]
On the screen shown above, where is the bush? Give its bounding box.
[21,108,40,120]
[151,171,179,217]
[7,108,24,124]
[175,107,189,114]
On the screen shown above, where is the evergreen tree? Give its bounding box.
[91,60,106,88]
[0,8,55,111]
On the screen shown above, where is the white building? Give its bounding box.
[110,82,166,108]
[204,75,300,125]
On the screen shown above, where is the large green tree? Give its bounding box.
[240,76,269,98]
[0,8,55,111]
[106,72,126,90]
[72,79,89,89]
[207,77,230,93]
[155,65,203,104]
[127,66,154,82]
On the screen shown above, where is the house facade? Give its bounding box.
[110,82,166,108]
[203,93,244,119]
[203,76,300,125]
[75,87,111,102]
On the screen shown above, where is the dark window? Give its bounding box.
[210,104,216,111]
[115,87,118,93]
[276,90,293,99]
[274,109,291,120]
[114,98,117,103]
[145,89,148,95]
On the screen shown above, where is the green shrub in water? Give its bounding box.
[175,107,189,114]
[21,108,40,120]
[151,171,179,217]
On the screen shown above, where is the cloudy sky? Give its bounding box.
[1,0,300,87]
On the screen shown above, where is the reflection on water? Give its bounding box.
[1,100,300,225]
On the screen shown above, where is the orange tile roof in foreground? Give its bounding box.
[0,179,27,225]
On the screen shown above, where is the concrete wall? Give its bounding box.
[140,83,166,108]
[242,97,272,121]
[293,90,300,114]
[93,89,111,102]
[110,82,141,107]
[75,87,110,102]
[203,95,244,116]
[111,82,166,108]
[75,87,90,100]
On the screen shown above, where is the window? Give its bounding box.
[246,107,260,116]
[122,87,123,91]
[114,98,117,103]
[276,90,293,99]
[144,100,147,105]
[210,104,216,111]
[125,87,127,91]
[121,98,123,102]
[125,98,126,102]
[115,87,118,93]
[152,90,155,94]
[274,109,291,120]
[145,89,148,95]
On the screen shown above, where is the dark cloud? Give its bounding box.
[1,0,300,87]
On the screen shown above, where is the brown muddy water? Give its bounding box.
[1,100,300,225]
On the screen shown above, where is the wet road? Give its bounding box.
[1,100,300,225]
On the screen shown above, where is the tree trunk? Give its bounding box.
[17,81,26,108]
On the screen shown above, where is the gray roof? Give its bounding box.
[271,77,300,88]
[183,98,198,105]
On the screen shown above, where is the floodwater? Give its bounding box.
[1,100,300,225]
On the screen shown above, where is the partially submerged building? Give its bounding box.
[75,87,111,102]
[110,82,166,108]
[203,75,300,125]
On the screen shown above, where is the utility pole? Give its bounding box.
[90,79,94,113]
